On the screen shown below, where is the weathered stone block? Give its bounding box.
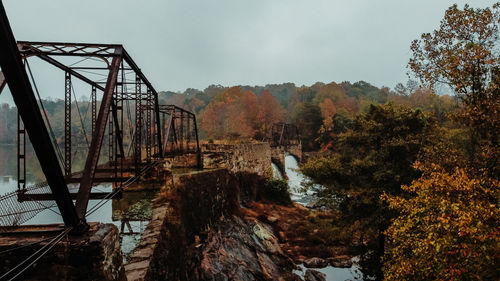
[0,223,126,281]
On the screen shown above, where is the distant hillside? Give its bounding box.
[0,80,457,150]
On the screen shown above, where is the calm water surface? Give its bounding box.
[0,144,155,259]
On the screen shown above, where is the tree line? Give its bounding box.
[301,3,499,280]
[0,78,455,148]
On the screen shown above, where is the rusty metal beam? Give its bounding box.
[37,54,105,91]
[67,177,128,183]
[162,115,173,154]
[111,101,125,158]
[64,72,72,175]
[75,49,122,219]
[18,191,122,201]
[193,114,201,167]
[91,86,96,134]
[18,41,122,57]
[122,50,163,158]
[0,1,85,231]
[0,71,6,94]
[37,54,125,163]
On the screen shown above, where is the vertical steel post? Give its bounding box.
[108,111,114,161]
[161,113,166,156]
[145,89,152,161]
[134,76,142,175]
[179,111,184,152]
[64,72,72,176]
[193,114,201,168]
[91,85,96,135]
[187,114,191,152]
[153,109,158,158]
[118,65,124,185]
[17,113,25,191]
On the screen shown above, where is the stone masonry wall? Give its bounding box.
[124,168,268,281]
[0,223,126,281]
[162,153,200,170]
[124,142,302,280]
[270,144,302,177]
[201,143,272,177]
[124,202,170,281]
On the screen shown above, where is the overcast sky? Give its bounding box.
[0,0,496,102]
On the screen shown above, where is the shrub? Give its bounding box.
[261,178,292,205]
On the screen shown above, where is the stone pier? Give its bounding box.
[0,223,126,281]
[270,144,302,177]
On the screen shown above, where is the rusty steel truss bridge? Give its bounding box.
[270,123,300,147]
[0,3,200,234]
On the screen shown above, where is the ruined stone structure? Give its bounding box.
[203,142,302,179]
[125,168,295,280]
[202,143,273,177]
[0,142,302,280]
[0,224,126,281]
[270,144,302,177]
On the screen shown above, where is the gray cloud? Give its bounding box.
[0,0,496,103]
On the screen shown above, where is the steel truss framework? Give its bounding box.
[0,4,199,233]
[270,123,300,147]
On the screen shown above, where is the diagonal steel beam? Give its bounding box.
[162,115,173,154]
[0,1,85,231]
[36,54,125,158]
[37,54,105,91]
[0,71,6,94]
[75,48,122,219]
[111,97,125,158]
[122,50,163,158]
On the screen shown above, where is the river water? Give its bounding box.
[272,154,368,281]
[0,144,154,259]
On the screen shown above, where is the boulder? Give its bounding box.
[280,273,303,281]
[329,255,353,268]
[304,269,326,281]
[267,216,278,223]
[303,257,328,268]
[199,216,294,280]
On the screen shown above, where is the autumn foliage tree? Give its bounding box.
[384,3,500,280]
[201,87,284,140]
[316,98,336,149]
[301,104,436,279]
[256,90,286,139]
[409,3,500,175]
[384,163,499,281]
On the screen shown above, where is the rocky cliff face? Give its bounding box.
[128,169,334,280]
[199,216,296,281]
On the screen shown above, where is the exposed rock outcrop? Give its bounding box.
[243,201,355,262]
[200,216,295,281]
[304,269,326,281]
[328,255,353,268]
[303,257,328,268]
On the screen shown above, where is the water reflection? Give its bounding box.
[0,145,154,258]
[293,258,365,281]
